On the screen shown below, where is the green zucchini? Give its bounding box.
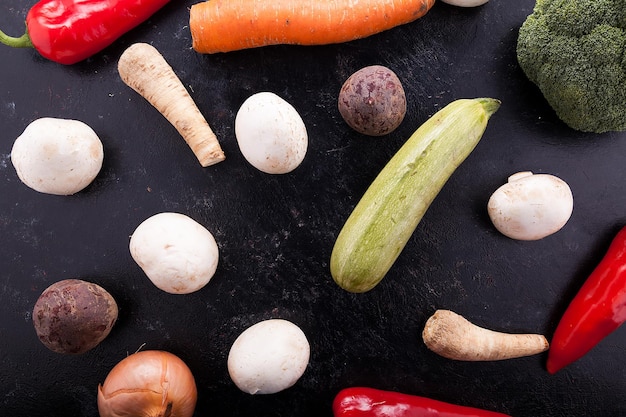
[330,98,501,293]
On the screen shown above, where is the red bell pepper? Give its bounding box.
[547,225,626,374]
[333,387,511,417]
[0,0,170,65]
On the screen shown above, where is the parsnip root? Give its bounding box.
[422,309,549,361]
[118,43,225,167]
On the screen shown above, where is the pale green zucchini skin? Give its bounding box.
[330,98,501,293]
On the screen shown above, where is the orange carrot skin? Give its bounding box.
[190,0,436,54]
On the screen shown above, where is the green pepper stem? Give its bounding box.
[0,24,33,49]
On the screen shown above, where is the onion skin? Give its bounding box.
[97,350,197,417]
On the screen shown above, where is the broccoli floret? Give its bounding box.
[516,0,626,133]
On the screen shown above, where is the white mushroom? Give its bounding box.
[129,212,219,294]
[234,92,308,174]
[227,319,310,395]
[11,117,104,195]
[487,171,573,241]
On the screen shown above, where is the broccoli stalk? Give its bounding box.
[516,0,626,133]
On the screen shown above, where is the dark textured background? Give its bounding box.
[2,1,626,416]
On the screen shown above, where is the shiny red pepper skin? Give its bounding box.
[333,387,511,417]
[547,225,626,374]
[25,0,171,64]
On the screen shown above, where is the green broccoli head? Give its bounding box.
[517,0,626,133]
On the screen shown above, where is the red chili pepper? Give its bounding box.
[547,225,626,374]
[0,0,170,65]
[333,387,511,417]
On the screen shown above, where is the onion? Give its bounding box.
[97,350,197,417]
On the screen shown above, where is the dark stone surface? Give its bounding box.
[2,1,626,416]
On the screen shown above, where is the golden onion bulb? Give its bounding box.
[97,350,197,417]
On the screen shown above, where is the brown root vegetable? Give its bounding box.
[422,309,549,361]
[338,65,407,136]
[32,279,118,354]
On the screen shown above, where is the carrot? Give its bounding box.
[422,310,549,361]
[118,43,225,167]
[189,0,436,54]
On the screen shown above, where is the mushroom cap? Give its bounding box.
[235,92,308,174]
[11,118,104,195]
[227,319,310,394]
[129,212,219,294]
[488,172,574,241]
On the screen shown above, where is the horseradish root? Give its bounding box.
[422,309,549,361]
[118,43,225,167]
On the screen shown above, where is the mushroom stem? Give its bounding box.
[422,309,549,361]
